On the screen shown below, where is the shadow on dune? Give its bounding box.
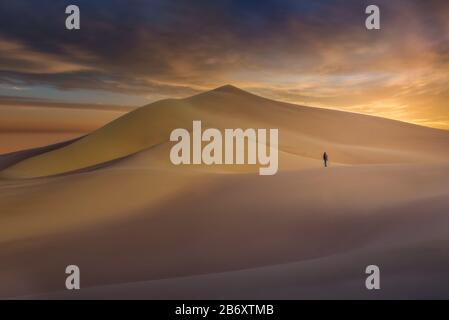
[0,137,83,171]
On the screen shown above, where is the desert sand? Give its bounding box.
[0,85,449,299]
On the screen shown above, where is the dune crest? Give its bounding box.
[1,85,449,179]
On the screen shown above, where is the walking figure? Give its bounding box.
[323,152,328,167]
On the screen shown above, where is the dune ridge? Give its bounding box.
[1,85,449,179]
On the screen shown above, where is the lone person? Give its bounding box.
[323,152,329,167]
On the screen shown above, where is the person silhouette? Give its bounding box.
[323,152,328,167]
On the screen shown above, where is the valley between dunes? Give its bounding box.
[1,85,449,299]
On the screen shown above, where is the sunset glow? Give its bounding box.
[0,0,448,129]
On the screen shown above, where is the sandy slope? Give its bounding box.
[0,85,449,299]
[1,164,449,299]
[34,239,449,300]
[2,85,449,178]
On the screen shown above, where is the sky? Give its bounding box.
[0,0,449,129]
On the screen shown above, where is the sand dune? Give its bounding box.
[0,85,449,299]
[1,164,449,299]
[2,85,448,178]
[33,238,449,300]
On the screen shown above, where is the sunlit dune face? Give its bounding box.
[0,0,448,129]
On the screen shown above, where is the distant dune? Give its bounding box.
[0,102,132,154]
[0,85,449,299]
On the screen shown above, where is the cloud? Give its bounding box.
[0,0,448,128]
[0,36,93,74]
